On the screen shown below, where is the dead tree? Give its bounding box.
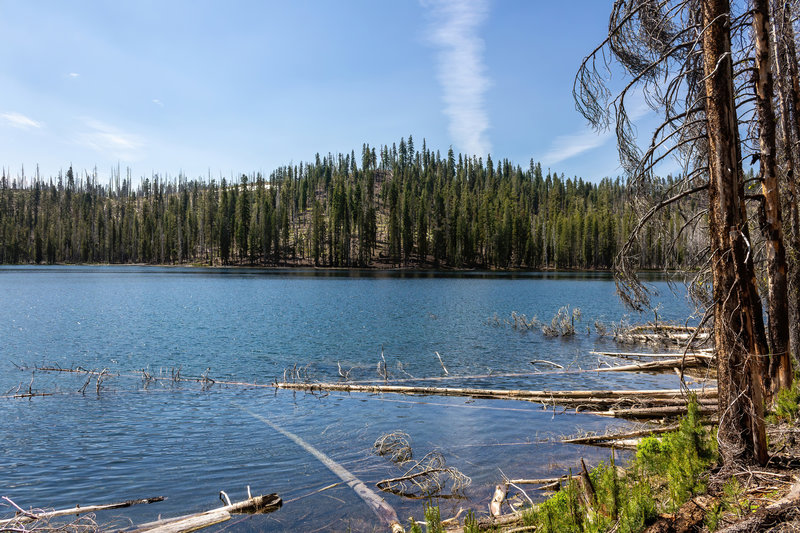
[701,0,769,466]
[752,0,792,396]
[575,0,771,466]
[772,0,800,371]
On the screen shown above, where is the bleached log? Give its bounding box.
[563,425,680,445]
[0,496,165,526]
[507,477,566,485]
[590,351,715,360]
[589,404,716,419]
[130,493,281,533]
[133,510,231,533]
[274,381,716,402]
[593,358,711,373]
[489,484,507,517]
[238,406,404,533]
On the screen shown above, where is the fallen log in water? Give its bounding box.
[275,381,714,401]
[590,350,715,360]
[592,357,711,373]
[0,496,165,527]
[562,425,680,445]
[129,492,281,533]
[235,404,404,533]
[274,381,717,414]
[628,325,706,333]
[587,404,716,419]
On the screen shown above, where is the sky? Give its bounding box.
[0,1,643,184]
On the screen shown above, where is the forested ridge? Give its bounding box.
[0,138,700,269]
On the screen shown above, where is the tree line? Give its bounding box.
[0,143,702,270]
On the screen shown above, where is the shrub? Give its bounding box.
[771,380,800,423]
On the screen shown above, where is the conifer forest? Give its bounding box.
[0,139,701,270]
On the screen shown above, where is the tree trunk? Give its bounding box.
[777,0,800,372]
[701,0,769,466]
[753,0,792,396]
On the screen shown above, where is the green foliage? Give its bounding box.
[0,140,699,270]
[769,380,800,423]
[635,396,717,511]
[705,477,753,531]
[531,477,585,533]
[408,518,423,533]
[423,502,443,533]
[462,510,479,533]
[525,397,716,533]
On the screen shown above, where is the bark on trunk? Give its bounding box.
[776,0,800,372]
[701,0,769,466]
[754,0,792,397]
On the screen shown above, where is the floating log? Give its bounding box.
[590,351,715,360]
[274,381,715,402]
[0,496,165,526]
[588,404,716,419]
[592,357,711,373]
[236,405,404,533]
[130,493,281,533]
[628,325,706,333]
[563,425,680,445]
[507,476,567,485]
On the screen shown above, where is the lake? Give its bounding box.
[0,266,697,531]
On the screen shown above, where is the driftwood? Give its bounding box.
[129,492,281,533]
[0,496,165,527]
[593,357,711,373]
[489,484,507,517]
[275,381,715,402]
[628,325,706,333]
[236,405,404,533]
[589,404,716,419]
[578,459,597,509]
[590,350,715,360]
[477,510,525,530]
[276,382,718,417]
[563,425,680,445]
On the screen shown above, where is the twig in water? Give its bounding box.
[95,369,109,394]
[337,361,352,381]
[435,352,449,375]
[500,469,535,507]
[377,345,389,381]
[530,359,564,369]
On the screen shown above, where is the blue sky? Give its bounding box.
[0,1,636,183]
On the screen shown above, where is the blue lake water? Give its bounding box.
[0,267,697,531]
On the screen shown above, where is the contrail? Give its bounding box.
[427,0,491,158]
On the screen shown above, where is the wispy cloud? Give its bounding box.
[68,72,80,78]
[540,128,612,166]
[152,99,164,107]
[426,0,491,157]
[77,119,144,161]
[1,111,42,129]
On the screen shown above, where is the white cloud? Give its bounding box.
[426,0,491,158]
[540,128,612,166]
[68,72,80,78]
[77,119,144,161]
[152,99,164,107]
[1,112,42,129]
